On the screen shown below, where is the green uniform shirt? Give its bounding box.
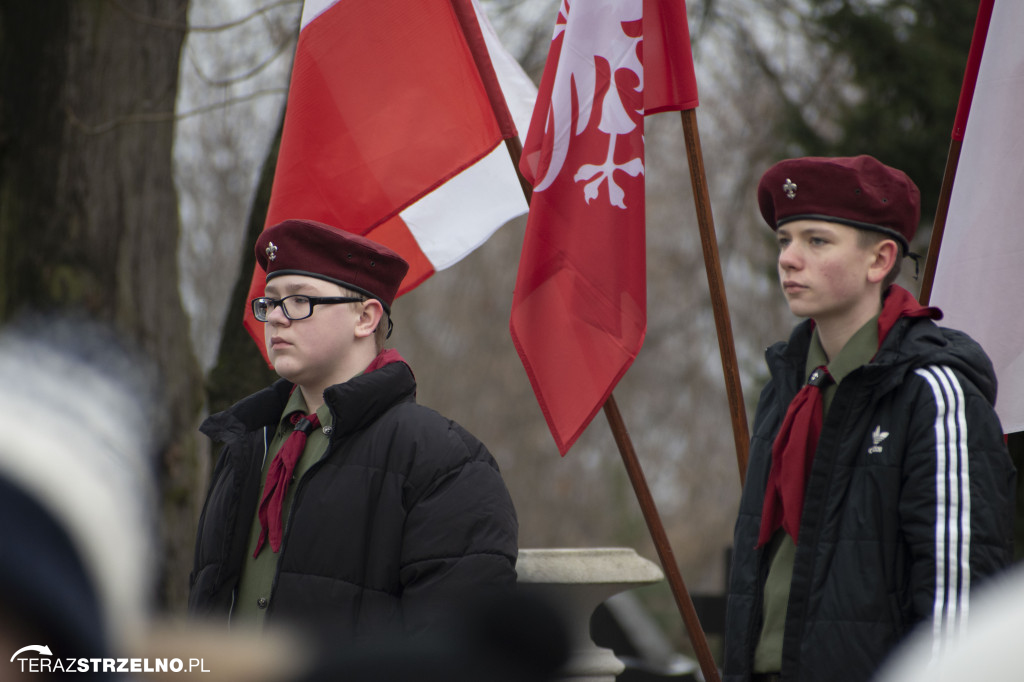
[753,314,879,673]
[232,390,333,631]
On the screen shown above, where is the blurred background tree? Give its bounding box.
[0,0,202,610]
[764,0,978,247]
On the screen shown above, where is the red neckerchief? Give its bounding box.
[363,348,407,373]
[756,286,941,547]
[254,410,321,556]
[876,284,943,343]
[253,349,409,557]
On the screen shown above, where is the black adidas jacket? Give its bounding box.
[724,310,1015,682]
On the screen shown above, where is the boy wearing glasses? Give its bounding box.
[189,218,518,639]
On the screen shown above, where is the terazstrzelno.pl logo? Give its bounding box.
[10,645,210,674]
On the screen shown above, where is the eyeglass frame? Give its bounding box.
[250,294,366,322]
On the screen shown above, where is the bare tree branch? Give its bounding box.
[183,34,296,89]
[108,0,301,33]
[66,89,288,136]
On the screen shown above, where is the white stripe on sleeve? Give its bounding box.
[915,365,971,662]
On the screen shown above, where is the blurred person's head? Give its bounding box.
[0,314,162,669]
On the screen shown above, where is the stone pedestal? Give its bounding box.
[518,548,665,681]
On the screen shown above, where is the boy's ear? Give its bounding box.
[354,299,384,339]
[867,239,899,284]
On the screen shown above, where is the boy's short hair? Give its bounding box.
[338,285,390,351]
[374,310,391,351]
[757,155,920,257]
[857,229,903,290]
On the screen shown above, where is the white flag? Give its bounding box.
[930,0,1024,432]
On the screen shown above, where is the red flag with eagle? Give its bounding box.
[244,0,536,359]
[510,0,699,454]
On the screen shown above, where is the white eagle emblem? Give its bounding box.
[533,0,644,209]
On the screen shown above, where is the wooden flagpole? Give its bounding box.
[603,395,723,682]
[679,109,750,485]
[917,138,962,306]
[920,0,992,306]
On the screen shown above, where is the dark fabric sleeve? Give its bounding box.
[899,365,1016,652]
[397,421,518,634]
[188,434,265,617]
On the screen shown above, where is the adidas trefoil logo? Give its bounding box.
[868,425,889,454]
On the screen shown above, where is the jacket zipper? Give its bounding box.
[228,425,271,626]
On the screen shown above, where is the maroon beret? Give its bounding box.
[757,155,920,254]
[255,219,409,312]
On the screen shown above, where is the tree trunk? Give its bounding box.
[0,0,202,612]
[205,123,280,417]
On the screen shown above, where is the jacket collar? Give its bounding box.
[200,380,293,443]
[201,360,416,444]
[768,293,994,404]
[322,360,416,438]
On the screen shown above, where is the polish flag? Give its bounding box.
[510,0,699,454]
[928,0,1024,432]
[244,0,536,356]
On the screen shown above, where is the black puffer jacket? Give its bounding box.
[724,314,1015,682]
[188,361,518,637]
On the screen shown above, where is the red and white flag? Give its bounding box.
[510,0,699,454]
[929,0,1024,433]
[244,0,536,356]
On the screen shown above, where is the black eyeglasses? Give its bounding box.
[251,294,365,322]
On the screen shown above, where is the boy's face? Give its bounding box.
[262,274,363,388]
[776,219,881,324]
